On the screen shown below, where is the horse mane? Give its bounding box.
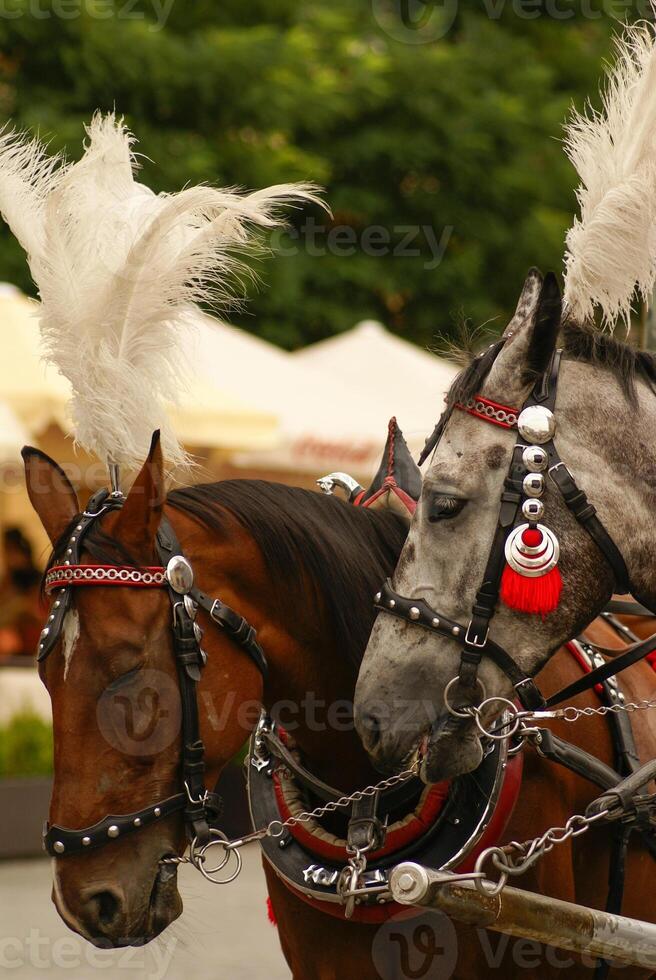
[166,480,407,667]
[561,320,656,404]
[429,318,656,440]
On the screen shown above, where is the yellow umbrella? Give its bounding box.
[0,283,279,452]
[0,284,71,434]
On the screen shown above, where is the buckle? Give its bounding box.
[465,620,489,648]
[548,461,571,482]
[184,781,209,807]
[209,600,224,625]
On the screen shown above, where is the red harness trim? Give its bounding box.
[456,394,519,430]
[276,750,523,924]
[565,641,605,695]
[45,564,166,593]
[273,774,450,865]
[359,478,418,516]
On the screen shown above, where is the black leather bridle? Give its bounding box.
[375,346,656,712]
[39,489,267,858]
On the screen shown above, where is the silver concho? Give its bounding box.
[166,556,194,594]
[505,523,560,578]
[517,406,556,445]
[522,445,548,472]
[522,498,544,521]
[522,473,544,498]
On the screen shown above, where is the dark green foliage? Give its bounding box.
[0,1,638,348]
[0,711,53,777]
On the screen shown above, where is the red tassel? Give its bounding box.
[266,896,277,927]
[500,563,562,618]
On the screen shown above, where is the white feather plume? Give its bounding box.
[563,20,656,330]
[0,112,324,470]
[0,127,62,257]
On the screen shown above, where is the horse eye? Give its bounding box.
[428,495,466,523]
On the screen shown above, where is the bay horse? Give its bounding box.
[24,422,656,979]
[355,269,656,978]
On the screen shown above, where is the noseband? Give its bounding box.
[39,488,267,858]
[375,347,654,712]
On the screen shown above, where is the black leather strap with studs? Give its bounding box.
[38,489,123,661]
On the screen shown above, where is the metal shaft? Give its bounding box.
[389,863,656,969]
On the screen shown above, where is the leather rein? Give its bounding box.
[375,346,656,712]
[39,489,268,858]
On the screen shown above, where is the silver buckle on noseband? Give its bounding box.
[465,620,489,648]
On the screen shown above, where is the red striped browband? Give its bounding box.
[456,394,519,429]
[45,564,166,593]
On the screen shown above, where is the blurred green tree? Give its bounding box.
[0,0,634,348]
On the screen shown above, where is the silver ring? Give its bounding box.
[191,831,243,884]
[443,676,487,718]
[474,700,520,740]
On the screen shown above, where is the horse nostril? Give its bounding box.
[360,712,382,751]
[89,889,121,928]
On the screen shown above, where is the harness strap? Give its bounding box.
[43,791,223,857]
[532,728,620,789]
[548,457,630,593]
[546,633,656,707]
[193,589,268,678]
[594,828,631,980]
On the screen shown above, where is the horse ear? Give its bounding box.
[22,447,80,545]
[485,269,561,401]
[358,418,421,525]
[110,431,165,557]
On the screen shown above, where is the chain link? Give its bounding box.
[469,694,656,742]
[556,697,656,723]
[273,763,419,833]
[474,807,610,895]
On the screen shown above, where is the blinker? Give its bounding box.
[166,555,194,594]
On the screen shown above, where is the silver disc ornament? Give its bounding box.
[517,406,556,445]
[504,523,560,578]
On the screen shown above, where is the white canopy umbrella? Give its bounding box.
[0,401,29,465]
[292,319,458,459]
[192,315,398,476]
[224,319,457,477]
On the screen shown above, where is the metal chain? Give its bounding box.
[466,694,656,743]
[554,697,656,723]
[474,807,611,896]
[269,762,419,835]
[162,761,419,872]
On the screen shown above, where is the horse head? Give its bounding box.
[355,268,656,783]
[23,433,265,946]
